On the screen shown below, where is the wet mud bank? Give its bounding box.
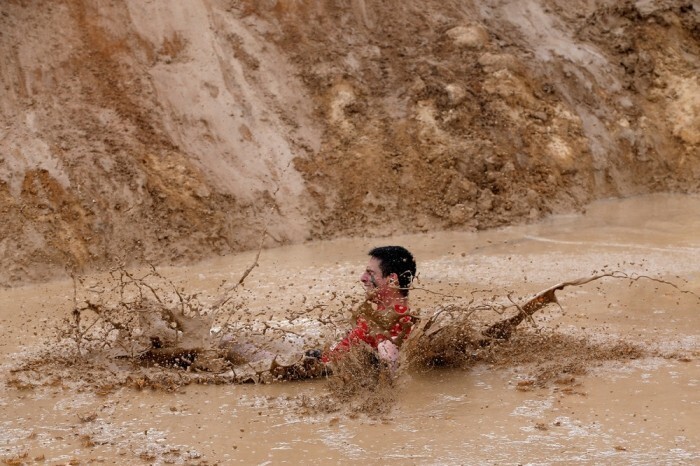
[1,1,699,285]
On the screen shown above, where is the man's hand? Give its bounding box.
[377,340,399,372]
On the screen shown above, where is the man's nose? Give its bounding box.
[360,272,369,283]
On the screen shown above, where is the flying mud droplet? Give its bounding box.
[7,265,699,416]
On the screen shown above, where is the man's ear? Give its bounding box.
[388,273,399,284]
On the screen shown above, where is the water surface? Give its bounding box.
[1,193,698,464]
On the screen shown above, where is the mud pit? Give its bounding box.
[1,193,699,464]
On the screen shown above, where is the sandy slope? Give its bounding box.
[0,0,698,286]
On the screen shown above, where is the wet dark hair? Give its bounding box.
[369,246,416,297]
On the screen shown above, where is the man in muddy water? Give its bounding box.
[313,246,417,369]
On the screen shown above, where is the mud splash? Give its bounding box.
[7,261,695,418]
[2,194,699,464]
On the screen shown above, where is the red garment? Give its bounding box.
[322,303,412,362]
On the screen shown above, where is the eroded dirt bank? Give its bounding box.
[1,0,699,285]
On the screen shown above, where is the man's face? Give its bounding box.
[360,257,393,302]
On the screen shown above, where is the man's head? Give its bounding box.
[360,246,416,301]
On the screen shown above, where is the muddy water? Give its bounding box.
[1,193,699,464]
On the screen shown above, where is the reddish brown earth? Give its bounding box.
[1,0,698,286]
